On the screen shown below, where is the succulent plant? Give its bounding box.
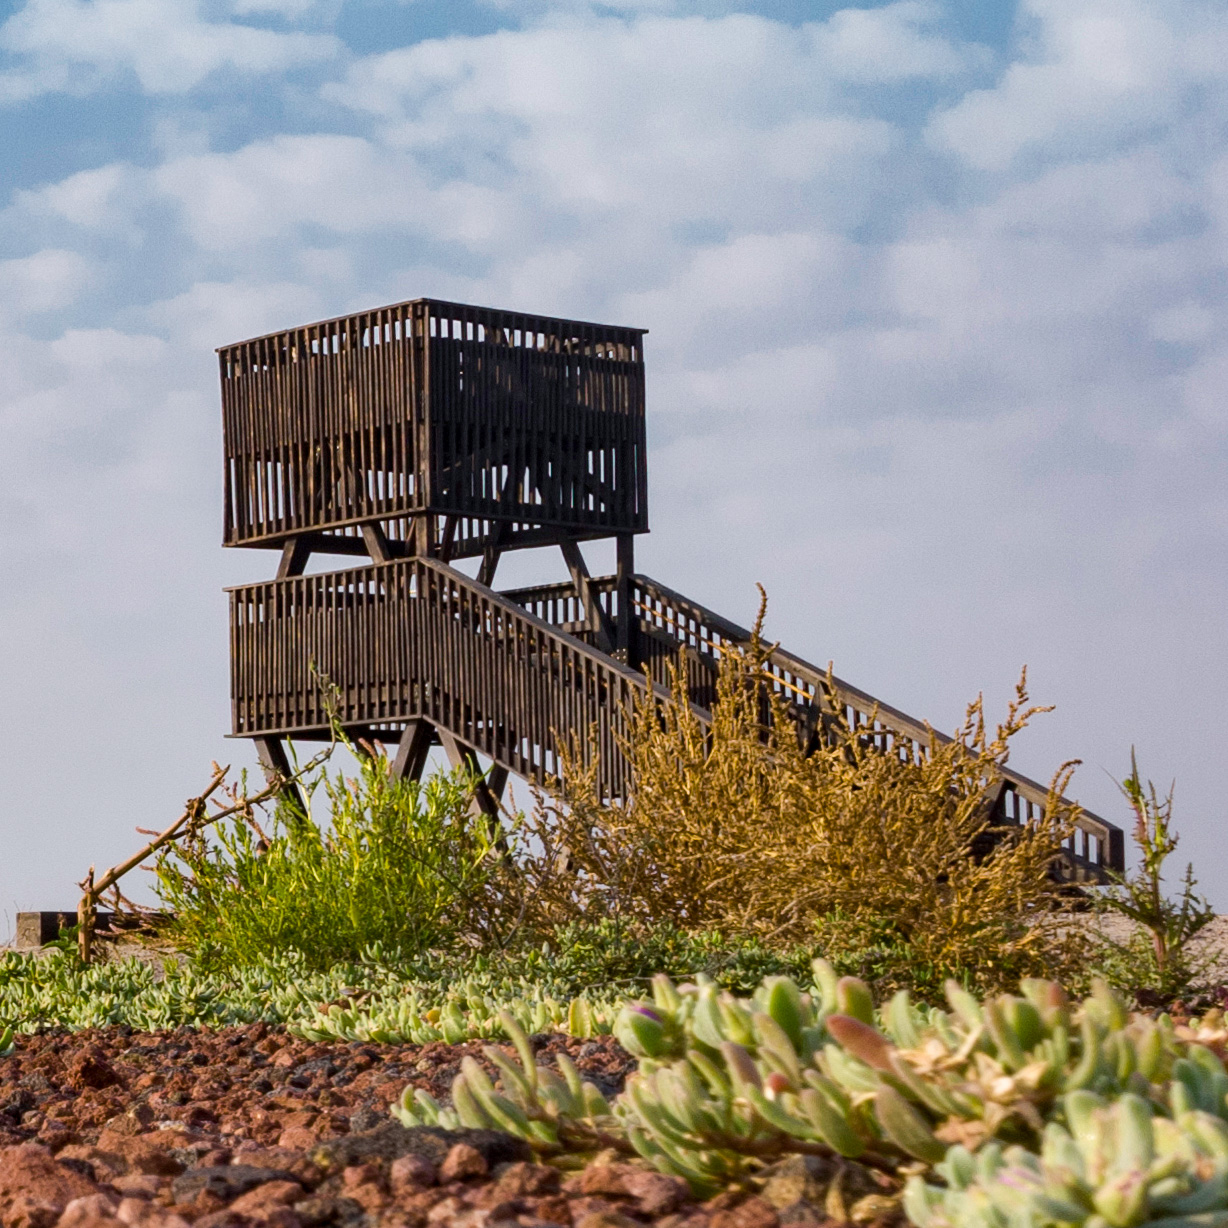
[297,989,614,1045]
[905,1092,1228,1228]
[392,1010,628,1160]
[608,965,1212,1190]
[391,963,1228,1201]
[0,945,616,1043]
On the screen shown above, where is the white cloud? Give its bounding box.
[4,0,1228,922]
[808,0,979,83]
[0,248,93,319]
[324,10,967,223]
[1152,301,1218,346]
[18,162,140,232]
[0,0,339,99]
[927,0,1228,171]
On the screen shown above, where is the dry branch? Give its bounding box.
[75,746,333,964]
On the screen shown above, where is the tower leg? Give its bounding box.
[276,536,312,579]
[437,727,503,820]
[253,736,311,819]
[391,719,435,781]
[361,522,394,564]
[616,533,637,668]
[560,539,616,652]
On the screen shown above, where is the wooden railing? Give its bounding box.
[503,574,1125,881]
[229,559,1123,881]
[219,299,648,550]
[229,558,645,798]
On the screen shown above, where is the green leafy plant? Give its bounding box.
[155,753,510,970]
[1094,751,1216,1004]
[505,920,820,997]
[291,922,818,1045]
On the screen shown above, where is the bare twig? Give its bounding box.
[75,743,335,964]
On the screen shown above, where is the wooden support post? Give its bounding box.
[978,777,1010,826]
[276,537,312,579]
[437,728,502,819]
[616,533,637,667]
[253,736,310,819]
[439,516,459,563]
[560,539,616,653]
[478,547,502,588]
[478,522,510,588]
[391,719,435,781]
[417,514,438,558]
[361,522,394,565]
[487,765,509,803]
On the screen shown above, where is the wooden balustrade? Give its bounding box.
[501,573,1125,881]
[219,300,648,553]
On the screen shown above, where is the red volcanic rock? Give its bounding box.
[624,1170,691,1216]
[66,1049,122,1093]
[56,1192,121,1227]
[388,1152,437,1190]
[0,1025,794,1226]
[0,1144,101,1228]
[438,1141,487,1182]
[228,1178,306,1215]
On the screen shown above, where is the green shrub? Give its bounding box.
[154,755,507,970]
[503,920,819,997]
[1090,752,1216,1005]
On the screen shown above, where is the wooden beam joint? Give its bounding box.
[560,538,616,653]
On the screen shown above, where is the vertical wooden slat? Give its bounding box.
[219,299,647,551]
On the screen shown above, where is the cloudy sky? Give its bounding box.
[2,0,1226,932]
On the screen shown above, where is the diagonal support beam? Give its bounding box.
[559,539,616,654]
[439,516,460,564]
[478,521,511,588]
[391,719,435,782]
[276,537,312,579]
[361,521,394,565]
[253,736,311,821]
[436,727,504,820]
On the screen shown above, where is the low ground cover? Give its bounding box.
[5,630,1223,1226]
[4,967,1228,1228]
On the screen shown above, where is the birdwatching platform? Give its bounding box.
[219,298,1123,882]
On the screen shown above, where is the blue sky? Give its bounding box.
[2,0,1228,929]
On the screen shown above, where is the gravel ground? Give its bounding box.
[0,1025,862,1228]
[1087,914,1228,984]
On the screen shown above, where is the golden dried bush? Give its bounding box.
[514,595,1086,995]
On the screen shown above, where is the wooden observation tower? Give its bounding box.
[218,297,1123,881]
